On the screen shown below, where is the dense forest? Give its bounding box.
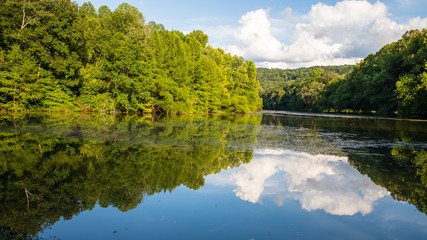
[259,66,353,112]
[0,0,262,114]
[257,65,354,91]
[260,29,427,119]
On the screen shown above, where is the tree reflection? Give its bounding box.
[1,113,427,239]
[258,114,427,215]
[0,113,261,239]
[349,143,427,215]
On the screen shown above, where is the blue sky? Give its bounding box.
[75,0,427,68]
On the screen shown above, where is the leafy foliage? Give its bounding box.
[325,29,427,118]
[0,1,261,114]
[257,65,354,91]
[259,29,427,119]
[260,67,348,112]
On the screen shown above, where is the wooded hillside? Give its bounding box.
[259,29,427,119]
[0,1,262,114]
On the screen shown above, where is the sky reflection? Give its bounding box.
[208,149,389,216]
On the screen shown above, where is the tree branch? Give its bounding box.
[21,7,27,30]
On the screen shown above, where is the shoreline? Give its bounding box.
[261,110,427,122]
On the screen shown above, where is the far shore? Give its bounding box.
[261,110,427,122]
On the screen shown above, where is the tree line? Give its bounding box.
[260,66,352,112]
[0,1,262,114]
[257,65,354,92]
[259,29,427,119]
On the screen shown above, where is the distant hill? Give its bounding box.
[257,65,354,91]
[258,29,427,119]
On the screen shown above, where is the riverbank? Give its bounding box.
[261,110,427,122]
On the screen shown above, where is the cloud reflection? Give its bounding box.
[228,149,389,216]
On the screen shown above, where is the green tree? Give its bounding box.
[80,2,97,18]
[327,29,427,117]
[396,72,427,118]
[0,1,262,114]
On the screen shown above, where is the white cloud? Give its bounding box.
[226,149,389,216]
[229,152,279,203]
[256,61,291,69]
[226,0,427,68]
[227,9,286,62]
[307,1,387,28]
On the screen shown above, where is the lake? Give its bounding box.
[1,111,427,239]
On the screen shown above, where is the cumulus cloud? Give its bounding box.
[226,0,427,68]
[226,9,285,62]
[228,149,389,216]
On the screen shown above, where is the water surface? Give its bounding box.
[1,112,426,239]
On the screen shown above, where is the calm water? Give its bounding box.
[1,112,427,239]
